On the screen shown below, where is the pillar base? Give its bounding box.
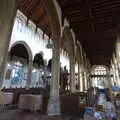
[47,92,61,116]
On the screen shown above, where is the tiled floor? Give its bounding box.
[0,110,81,120]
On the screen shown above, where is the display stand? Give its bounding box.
[84,88,119,120]
[111,86,120,119]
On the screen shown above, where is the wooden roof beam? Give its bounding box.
[69,13,120,24]
[35,11,46,25]
[26,0,41,26]
[70,14,120,25]
[63,0,120,18]
[63,3,88,17]
[62,0,110,16]
[42,23,49,38]
[27,0,40,18]
[92,0,120,9]
[60,0,68,5]
[86,0,95,33]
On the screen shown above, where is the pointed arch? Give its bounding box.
[61,26,75,57]
[9,41,33,62]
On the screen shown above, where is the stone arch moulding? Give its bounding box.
[42,0,61,47]
[77,43,83,64]
[61,26,75,58]
[76,45,81,63]
[9,41,33,62]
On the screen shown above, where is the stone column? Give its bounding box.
[115,63,120,86]
[86,70,89,89]
[0,0,18,88]
[70,56,76,93]
[79,66,83,92]
[116,36,120,85]
[44,59,48,86]
[82,55,86,91]
[106,68,112,88]
[111,64,115,86]
[78,59,80,91]
[84,71,88,91]
[47,35,61,116]
[113,64,118,85]
[113,55,118,85]
[82,71,86,91]
[87,71,91,89]
[26,60,33,89]
[88,75,92,88]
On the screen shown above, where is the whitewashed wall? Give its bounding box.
[10,10,52,62]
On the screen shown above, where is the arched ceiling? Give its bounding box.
[18,0,51,36]
[57,0,119,66]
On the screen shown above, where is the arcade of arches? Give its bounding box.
[0,0,120,119]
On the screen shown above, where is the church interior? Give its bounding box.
[0,0,120,120]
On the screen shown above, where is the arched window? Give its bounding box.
[91,66,107,89]
[31,52,45,88]
[3,43,30,88]
[92,66,107,75]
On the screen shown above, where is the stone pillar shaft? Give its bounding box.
[78,60,80,91]
[115,64,120,86]
[116,37,120,85]
[84,71,88,90]
[26,60,33,88]
[44,60,47,86]
[106,69,112,88]
[47,36,61,116]
[87,72,90,89]
[89,75,92,88]
[80,67,83,92]
[82,71,86,91]
[112,64,117,85]
[0,0,17,88]
[70,58,76,93]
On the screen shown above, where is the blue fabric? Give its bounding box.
[98,88,107,93]
[11,66,24,86]
[94,112,102,119]
[85,107,93,116]
[106,111,117,118]
[112,86,120,92]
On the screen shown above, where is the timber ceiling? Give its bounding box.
[57,0,120,66]
[18,0,51,37]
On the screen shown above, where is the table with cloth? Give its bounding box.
[18,94,43,112]
[0,92,14,104]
